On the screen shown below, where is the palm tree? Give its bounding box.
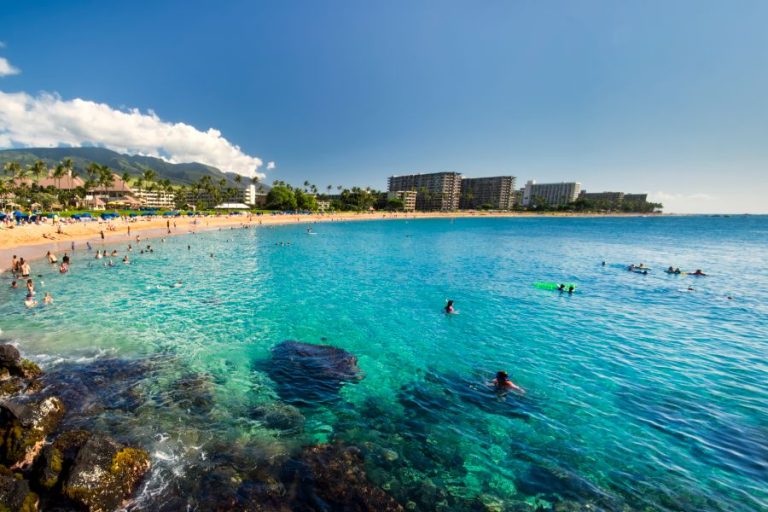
[121,172,131,191]
[29,160,47,188]
[234,174,242,186]
[251,175,260,187]
[53,164,67,191]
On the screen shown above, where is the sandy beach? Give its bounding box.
[0,211,656,266]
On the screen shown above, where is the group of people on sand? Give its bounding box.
[443,299,525,395]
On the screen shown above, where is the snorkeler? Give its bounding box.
[492,371,525,394]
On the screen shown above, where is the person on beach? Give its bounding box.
[47,251,58,264]
[87,242,92,251]
[43,292,53,304]
[20,259,31,278]
[492,371,525,394]
[100,230,105,240]
[444,300,456,314]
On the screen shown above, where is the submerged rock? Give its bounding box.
[252,402,305,434]
[265,341,363,406]
[281,444,404,511]
[0,396,65,469]
[40,358,148,426]
[62,434,150,512]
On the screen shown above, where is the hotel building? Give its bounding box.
[521,180,582,207]
[387,172,462,211]
[459,176,516,210]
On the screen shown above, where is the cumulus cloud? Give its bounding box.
[0,57,20,77]
[0,90,267,177]
[266,161,276,170]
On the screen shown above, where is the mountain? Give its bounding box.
[0,147,262,188]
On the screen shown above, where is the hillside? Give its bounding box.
[0,147,261,188]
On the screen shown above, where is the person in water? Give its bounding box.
[557,284,566,291]
[43,292,53,304]
[10,280,18,289]
[444,300,455,314]
[47,251,58,264]
[492,371,525,394]
[568,285,575,294]
[59,262,69,274]
[26,279,35,297]
[691,269,707,276]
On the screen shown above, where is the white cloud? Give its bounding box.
[266,161,276,170]
[0,90,268,178]
[0,57,20,77]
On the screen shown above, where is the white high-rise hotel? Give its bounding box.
[521,180,582,207]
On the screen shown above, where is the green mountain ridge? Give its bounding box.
[0,147,259,188]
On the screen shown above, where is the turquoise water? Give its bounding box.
[1,216,767,511]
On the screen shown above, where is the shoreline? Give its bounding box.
[1,211,658,267]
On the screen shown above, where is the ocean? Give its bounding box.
[1,215,766,511]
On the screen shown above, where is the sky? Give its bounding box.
[0,0,766,213]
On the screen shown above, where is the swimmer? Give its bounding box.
[492,371,525,394]
[111,250,118,257]
[24,297,38,308]
[123,255,130,264]
[187,245,191,251]
[47,251,58,264]
[444,300,456,314]
[557,284,566,292]
[43,292,53,304]
[95,250,103,260]
[567,285,575,294]
[10,280,18,289]
[108,260,115,267]
[691,269,707,276]
[26,279,35,297]
[86,242,92,250]
[601,261,606,266]
[172,280,183,288]
[59,262,69,274]
[128,244,132,252]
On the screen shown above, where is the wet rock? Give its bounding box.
[265,341,363,407]
[281,444,404,511]
[252,402,305,433]
[0,397,65,469]
[0,467,39,512]
[0,344,21,368]
[62,434,150,512]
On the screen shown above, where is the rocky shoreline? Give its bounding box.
[0,342,407,512]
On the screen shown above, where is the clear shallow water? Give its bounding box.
[1,216,767,511]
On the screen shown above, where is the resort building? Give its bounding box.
[624,193,648,203]
[387,172,462,211]
[387,190,417,211]
[131,189,176,209]
[243,184,267,207]
[521,180,582,207]
[459,176,516,210]
[316,199,331,211]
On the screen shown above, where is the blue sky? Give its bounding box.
[1,0,766,212]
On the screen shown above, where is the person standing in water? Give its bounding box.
[444,300,455,314]
[492,371,525,394]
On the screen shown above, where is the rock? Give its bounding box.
[252,403,305,433]
[280,444,404,511]
[0,470,39,512]
[0,345,20,368]
[168,372,215,414]
[36,444,66,491]
[40,358,148,428]
[265,341,363,406]
[0,397,65,469]
[62,434,150,512]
